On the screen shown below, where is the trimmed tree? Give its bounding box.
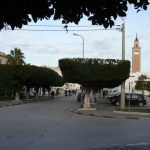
[59,58,130,109]
[0,64,64,101]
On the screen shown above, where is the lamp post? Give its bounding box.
[73,33,84,58]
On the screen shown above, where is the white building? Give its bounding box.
[125,72,150,95]
[109,35,150,96]
[49,67,81,91]
[48,68,150,96]
[107,72,150,96]
[49,67,62,76]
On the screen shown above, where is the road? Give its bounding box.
[0,95,150,150]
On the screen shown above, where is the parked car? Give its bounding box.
[108,93,147,107]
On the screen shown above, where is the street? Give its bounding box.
[0,95,150,150]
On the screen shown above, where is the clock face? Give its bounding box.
[134,52,139,55]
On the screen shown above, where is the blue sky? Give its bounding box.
[0,4,150,73]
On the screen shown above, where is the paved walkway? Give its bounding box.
[0,96,60,107]
[74,109,150,120]
[1,96,150,120]
[74,101,150,120]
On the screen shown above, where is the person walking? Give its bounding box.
[51,90,55,99]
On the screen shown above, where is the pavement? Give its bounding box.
[1,96,150,120]
[0,97,52,107]
[73,103,150,120]
[72,95,150,120]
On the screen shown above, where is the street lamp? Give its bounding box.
[73,33,84,58]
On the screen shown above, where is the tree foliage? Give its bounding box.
[146,82,150,92]
[59,58,130,89]
[7,48,26,65]
[0,0,149,30]
[0,64,64,90]
[135,74,150,92]
[138,74,148,81]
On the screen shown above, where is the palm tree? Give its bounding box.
[7,48,26,65]
[135,74,148,95]
[138,74,147,81]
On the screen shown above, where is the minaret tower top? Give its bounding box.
[132,34,141,73]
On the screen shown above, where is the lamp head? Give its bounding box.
[73,33,78,36]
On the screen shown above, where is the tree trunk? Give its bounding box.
[26,87,30,99]
[142,89,144,95]
[12,90,14,97]
[5,89,7,97]
[35,87,39,98]
[48,88,51,98]
[15,90,20,101]
[83,88,92,109]
[42,88,46,97]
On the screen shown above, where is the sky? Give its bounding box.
[0,4,150,73]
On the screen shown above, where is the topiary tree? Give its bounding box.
[59,58,130,109]
[0,64,64,101]
[20,65,64,99]
[0,0,149,30]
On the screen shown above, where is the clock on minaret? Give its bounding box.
[132,34,141,73]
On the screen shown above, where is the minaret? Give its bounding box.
[132,34,141,73]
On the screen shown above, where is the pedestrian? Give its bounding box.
[102,90,105,98]
[68,89,71,96]
[51,90,55,99]
[64,90,67,96]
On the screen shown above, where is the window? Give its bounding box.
[125,94,131,100]
[132,94,138,100]
[138,94,144,100]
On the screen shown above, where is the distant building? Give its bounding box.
[132,34,141,73]
[125,72,150,96]
[50,67,80,90]
[0,51,7,64]
[107,72,150,96]
[49,67,62,76]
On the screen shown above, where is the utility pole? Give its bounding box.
[120,22,125,110]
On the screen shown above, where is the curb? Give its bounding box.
[0,96,62,108]
[125,117,139,120]
[113,110,150,116]
[73,110,140,120]
[0,99,47,108]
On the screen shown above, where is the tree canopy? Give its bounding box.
[135,74,150,93]
[0,0,149,30]
[7,48,26,65]
[0,64,64,90]
[59,58,130,89]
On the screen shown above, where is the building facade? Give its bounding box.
[132,34,141,73]
[0,51,7,64]
[50,67,80,90]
